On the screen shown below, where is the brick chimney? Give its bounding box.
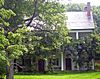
[86,2,91,19]
[87,2,91,15]
[84,2,91,19]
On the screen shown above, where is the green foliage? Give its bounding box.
[8,32,23,44]
[0,0,70,73]
[0,8,15,26]
[91,34,100,54]
[0,29,10,47]
[66,3,84,11]
[0,0,4,7]
[0,8,15,19]
[0,28,28,63]
[38,1,66,27]
[0,1,29,77]
[3,0,34,26]
[6,45,28,60]
[93,6,100,28]
[0,60,6,78]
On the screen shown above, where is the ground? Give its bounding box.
[14,71,100,79]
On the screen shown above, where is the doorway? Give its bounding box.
[66,58,72,70]
[38,59,45,72]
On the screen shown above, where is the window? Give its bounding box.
[52,58,59,66]
[69,32,76,40]
[79,32,91,39]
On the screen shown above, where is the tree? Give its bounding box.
[0,28,28,79]
[3,0,34,28]
[23,0,71,72]
[0,0,36,78]
[13,0,70,72]
[0,0,29,79]
[2,0,70,75]
[0,27,28,79]
[66,3,84,12]
[93,6,100,33]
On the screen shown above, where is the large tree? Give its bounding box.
[20,0,71,72]
[0,0,29,79]
[0,0,70,78]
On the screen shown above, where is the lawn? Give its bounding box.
[14,71,100,79]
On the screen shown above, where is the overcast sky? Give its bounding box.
[59,0,100,6]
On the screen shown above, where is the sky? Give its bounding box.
[59,0,100,6]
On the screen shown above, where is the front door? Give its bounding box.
[66,58,72,70]
[38,59,45,72]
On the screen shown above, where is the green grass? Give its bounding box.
[14,71,100,79]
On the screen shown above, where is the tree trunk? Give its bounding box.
[6,61,14,79]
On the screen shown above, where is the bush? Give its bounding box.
[0,61,6,79]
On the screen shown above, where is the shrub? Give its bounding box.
[0,60,6,79]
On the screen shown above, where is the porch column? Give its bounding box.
[61,52,64,71]
[92,59,95,70]
[76,32,79,70]
[76,32,79,39]
[45,59,48,71]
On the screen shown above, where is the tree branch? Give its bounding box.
[26,0,38,26]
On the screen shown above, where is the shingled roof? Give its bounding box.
[66,12,94,30]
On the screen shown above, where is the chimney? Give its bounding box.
[86,2,91,19]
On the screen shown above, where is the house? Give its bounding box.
[52,12,94,71]
[46,2,95,71]
[16,2,95,72]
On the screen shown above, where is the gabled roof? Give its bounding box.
[66,12,94,30]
